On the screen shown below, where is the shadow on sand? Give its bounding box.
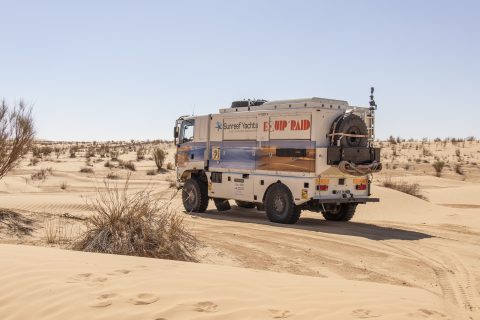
[188,207,433,241]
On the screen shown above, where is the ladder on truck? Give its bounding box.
[366,109,375,147]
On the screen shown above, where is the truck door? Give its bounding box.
[177,117,207,170]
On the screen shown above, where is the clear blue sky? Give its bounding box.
[1,1,478,141]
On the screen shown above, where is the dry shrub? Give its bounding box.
[137,148,145,161]
[382,177,427,200]
[432,161,445,177]
[80,167,94,174]
[54,147,62,159]
[0,100,35,180]
[32,146,41,158]
[86,147,96,158]
[60,181,68,190]
[104,160,113,168]
[422,148,433,157]
[153,148,166,171]
[69,146,78,158]
[146,169,157,176]
[106,172,119,179]
[73,178,197,261]
[29,157,40,166]
[0,209,35,236]
[44,216,79,245]
[40,146,53,157]
[455,164,464,175]
[124,161,136,171]
[166,162,174,170]
[31,167,53,181]
[110,150,119,161]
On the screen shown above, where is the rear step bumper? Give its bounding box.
[312,196,380,204]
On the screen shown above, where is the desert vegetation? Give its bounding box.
[0,100,35,180]
[432,161,445,177]
[153,148,166,171]
[377,136,479,181]
[381,176,427,200]
[79,167,94,174]
[31,167,53,181]
[73,178,197,261]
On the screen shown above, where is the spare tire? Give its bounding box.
[330,113,368,147]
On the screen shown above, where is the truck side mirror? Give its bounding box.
[174,127,178,138]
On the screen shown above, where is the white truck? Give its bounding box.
[174,90,382,224]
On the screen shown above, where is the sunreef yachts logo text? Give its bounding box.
[222,121,258,131]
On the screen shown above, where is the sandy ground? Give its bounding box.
[1,142,480,319]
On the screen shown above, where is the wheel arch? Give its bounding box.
[180,169,208,183]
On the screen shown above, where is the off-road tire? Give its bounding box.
[214,198,231,211]
[235,200,256,209]
[331,113,368,147]
[288,207,302,224]
[264,183,301,224]
[182,178,209,213]
[322,203,357,221]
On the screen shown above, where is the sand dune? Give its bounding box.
[0,244,449,320]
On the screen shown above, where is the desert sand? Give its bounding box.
[1,140,480,319]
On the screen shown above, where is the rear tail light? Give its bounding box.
[316,178,329,192]
[356,184,367,190]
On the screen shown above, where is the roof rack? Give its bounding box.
[219,97,355,113]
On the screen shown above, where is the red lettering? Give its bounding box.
[275,120,287,131]
[291,121,297,130]
[263,121,269,131]
[303,119,310,130]
[290,119,310,131]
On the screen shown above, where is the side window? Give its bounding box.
[181,119,195,143]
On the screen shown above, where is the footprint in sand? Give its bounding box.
[77,273,93,278]
[108,269,132,275]
[115,269,131,274]
[129,293,159,305]
[66,273,92,283]
[352,309,381,319]
[67,273,108,285]
[89,293,117,308]
[269,309,293,319]
[193,301,218,313]
[91,276,108,283]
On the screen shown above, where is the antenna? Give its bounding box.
[369,87,378,110]
[192,105,195,116]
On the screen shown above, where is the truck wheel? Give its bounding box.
[182,178,209,213]
[235,200,256,209]
[322,203,357,221]
[214,198,231,211]
[264,183,301,224]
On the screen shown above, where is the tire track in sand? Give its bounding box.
[383,242,478,319]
